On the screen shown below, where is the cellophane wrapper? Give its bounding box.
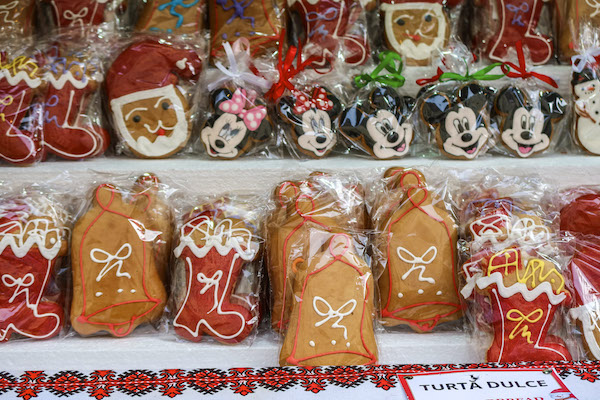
[36,0,130,35]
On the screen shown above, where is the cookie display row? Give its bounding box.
[3,168,600,367]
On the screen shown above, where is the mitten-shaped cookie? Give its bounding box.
[375,167,461,332]
[280,234,377,366]
[173,208,260,343]
[71,174,170,337]
[0,53,43,165]
[0,197,68,342]
[106,39,202,159]
[43,48,109,160]
[0,0,35,37]
[200,87,271,159]
[136,0,205,34]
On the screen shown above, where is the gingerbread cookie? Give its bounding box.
[556,0,600,61]
[41,0,124,30]
[200,87,271,159]
[572,67,600,155]
[209,0,284,60]
[0,0,35,37]
[135,0,205,34]
[71,174,171,337]
[493,86,566,158]
[373,168,461,332]
[172,207,260,343]
[420,83,494,160]
[340,86,414,159]
[0,196,68,342]
[280,233,377,366]
[278,87,342,158]
[43,47,109,160]
[380,0,460,66]
[106,39,202,159]
[0,52,44,165]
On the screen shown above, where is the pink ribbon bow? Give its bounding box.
[292,87,334,115]
[218,88,267,131]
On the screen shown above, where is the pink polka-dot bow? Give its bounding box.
[219,88,267,131]
[292,87,334,115]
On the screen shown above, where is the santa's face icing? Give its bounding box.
[382,3,447,61]
[111,85,189,157]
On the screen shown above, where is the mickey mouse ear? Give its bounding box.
[420,92,451,124]
[211,88,233,109]
[495,86,526,115]
[457,83,490,112]
[370,86,402,111]
[540,91,567,118]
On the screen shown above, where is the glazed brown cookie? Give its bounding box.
[71,174,171,337]
[373,167,461,332]
[279,233,377,366]
[557,0,600,61]
[0,0,35,37]
[135,0,205,34]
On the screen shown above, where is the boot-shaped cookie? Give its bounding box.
[0,198,68,342]
[465,247,571,362]
[486,0,552,65]
[42,0,111,28]
[375,167,461,332]
[0,53,43,165]
[71,175,169,337]
[280,233,377,366]
[136,0,204,34]
[43,50,109,160]
[173,209,259,343]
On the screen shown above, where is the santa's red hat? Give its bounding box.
[106,39,202,102]
[379,0,462,6]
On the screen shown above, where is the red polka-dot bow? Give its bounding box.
[292,87,334,115]
[219,88,267,131]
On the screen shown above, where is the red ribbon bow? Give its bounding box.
[501,41,558,88]
[292,87,333,114]
[416,67,445,86]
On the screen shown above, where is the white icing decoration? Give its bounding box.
[117,289,123,293]
[418,289,424,294]
[587,0,600,17]
[96,292,102,297]
[110,85,189,158]
[346,342,350,347]
[366,110,412,159]
[46,70,97,90]
[574,79,600,154]
[312,296,356,340]
[176,58,187,70]
[397,245,437,284]
[90,243,132,282]
[131,289,136,293]
[201,113,247,159]
[331,340,336,345]
[1,69,42,88]
[0,218,64,260]
[309,340,315,347]
[436,291,442,296]
[570,302,600,359]
[469,213,550,250]
[501,107,549,157]
[0,1,18,26]
[173,215,257,261]
[397,292,403,298]
[475,272,567,305]
[298,109,336,157]
[443,107,489,159]
[381,3,447,61]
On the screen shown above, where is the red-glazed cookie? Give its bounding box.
[172,209,260,344]
[561,193,600,236]
[0,197,68,342]
[42,0,111,28]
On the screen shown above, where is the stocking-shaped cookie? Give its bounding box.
[0,0,35,37]
[71,176,169,337]
[173,210,259,343]
[376,168,461,332]
[280,234,377,366]
[43,50,109,160]
[485,0,553,65]
[42,0,112,28]
[0,199,68,342]
[0,53,43,165]
[136,0,204,34]
[463,247,572,362]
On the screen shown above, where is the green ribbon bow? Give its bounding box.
[439,62,505,82]
[354,51,406,88]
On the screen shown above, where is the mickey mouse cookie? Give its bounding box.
[493,86,566,158]
[106,39,202,159]
[200,87,271,159]
[340,86,415,159]
[278,86,342,158]
[136,0,205,34]
[572,67,600,155]
[420,83,494,160]
[71,174,170,337]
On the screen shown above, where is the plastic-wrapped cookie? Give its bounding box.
[0,0,35,38]
[135,0,205,34]
[572,66,600,155]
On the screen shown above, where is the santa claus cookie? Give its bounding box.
[136,0,205,34]
[42,46,109,160]
[0,195,69,342]
[0,52,44,165]
[572,66,600,155]
[71,174,171,337]
[280,233,377,366]
[462,246,572,362]
[40,0,125,30]
[380,0,461,66]
[268,173,366,332]
[106,39,202,159]
[172,207,260,343]
[0,0,35,37]
[373,167,461,332]
[200,87,271,159]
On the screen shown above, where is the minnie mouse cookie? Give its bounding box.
[136,0,205,34]
[494,86,566,158]
[420,83,494,160]
[340,86,415,159]
[278,86,342,158]
[106,39,202,159]
[201,87,271,159]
